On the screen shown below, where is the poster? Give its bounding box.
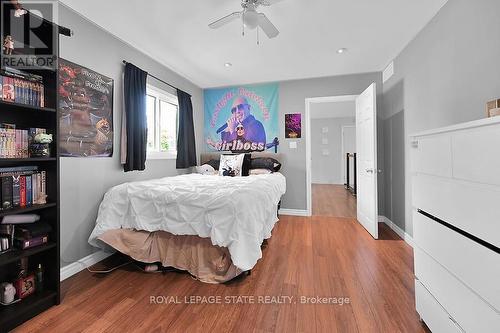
[58,59,113,157]
[285,113,301,138]
[204,83,279,153]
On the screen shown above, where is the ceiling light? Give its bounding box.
[337,48,348,54]
[224,62,232,67]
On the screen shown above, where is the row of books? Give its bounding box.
[0,166,47,210]
[1,68,45,108]
[0,125,47,159]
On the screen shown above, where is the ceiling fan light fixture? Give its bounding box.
[243,9,259,30]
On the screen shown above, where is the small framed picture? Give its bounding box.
[285,113,301,139]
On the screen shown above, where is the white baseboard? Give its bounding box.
[60,250,113,281]
[379,216,413,248]
[279,209,310,217]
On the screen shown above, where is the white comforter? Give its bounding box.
[89,173,286,271]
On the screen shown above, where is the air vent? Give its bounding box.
[383,61,394,83]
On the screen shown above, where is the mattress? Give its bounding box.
[89,173,286,271]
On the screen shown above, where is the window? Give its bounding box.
[146,85,178,159]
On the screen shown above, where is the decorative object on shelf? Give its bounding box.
[0,282,16,305]
[14,274,35,299]
[285,113,301,139]
[29,133,53,158]
[3,35,14,55]
[58,58,114,157]
[486,99,500,118]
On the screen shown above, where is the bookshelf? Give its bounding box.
[0,3,60,331]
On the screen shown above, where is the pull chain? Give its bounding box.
[242,12,245,36]
[257,27,260,45]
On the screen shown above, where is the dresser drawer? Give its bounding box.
[413,211,500,311]
[415,279,463,333]
[452,124,500,186]
[415,247,500,333]
[412,174,500,248]
[411,134,452,178]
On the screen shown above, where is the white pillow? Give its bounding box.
[196,164,216,175]
[249,169,272,175]
[219,154,245,177]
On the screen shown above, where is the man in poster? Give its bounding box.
[220,96,266,151]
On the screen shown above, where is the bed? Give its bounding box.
[88,153,286,283]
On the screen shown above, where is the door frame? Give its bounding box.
[341,125,356,186]
[305,95,358,216]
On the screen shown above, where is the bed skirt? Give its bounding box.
[98,229,243,284]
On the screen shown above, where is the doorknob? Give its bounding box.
[366,168,374,173]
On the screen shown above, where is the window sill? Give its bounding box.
[147,152,177,160]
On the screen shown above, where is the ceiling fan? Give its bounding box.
[208,0,284,39]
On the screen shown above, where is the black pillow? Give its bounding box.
[242,153,251,176]
[250,157,281,172]
[205,159,220,170]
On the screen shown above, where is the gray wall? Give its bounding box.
[278,73,384,211]
[311,117,355,184]
[59,5,203,267]
[382,0,500,235]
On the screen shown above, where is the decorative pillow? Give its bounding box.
[219,154,245,177]
[250,157,282,172]
[205,159,220,170]
[196,164,216,175]
[242,153,251,176]
[249,168,272,175]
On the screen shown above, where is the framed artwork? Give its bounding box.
[58,58,114,157]
[204,83,279,153]
[285,113,301,139]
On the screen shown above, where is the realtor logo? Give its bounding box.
[1,0,58,70]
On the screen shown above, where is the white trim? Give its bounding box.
[305,95,358,217]
[379,216,413,247]
[60,250,114,281]
[279,209,309,217]
[410,115,500,138]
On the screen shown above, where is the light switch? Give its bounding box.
[322,127,329,133]
[322,149,330,156]
[289,141,297,149]
[322,138,328,145]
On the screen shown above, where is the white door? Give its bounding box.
[356,83,378,239]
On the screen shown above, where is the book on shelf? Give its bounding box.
[0,125,47,159]
[0,68,45,108]
[15,234,49,250]
[0,166,47,210]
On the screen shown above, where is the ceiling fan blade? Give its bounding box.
[259,0,286,6]
[258,13,279,38]
[209,12,242,29]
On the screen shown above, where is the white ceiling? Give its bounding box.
[311,101,355,119]
[60,0,448,88]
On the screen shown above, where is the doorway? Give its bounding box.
[305,84,379,239]
[309,100,357,218]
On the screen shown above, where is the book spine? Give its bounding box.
[26,174,32,206]
[1,176,13,209]
[40,84,44,108]
[12,175,20,207]
[15,234,48,250]
[19,175,26,207]
[31,174,37,204]
[41,171,46,204]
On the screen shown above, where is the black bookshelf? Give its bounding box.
[0,2,61,331]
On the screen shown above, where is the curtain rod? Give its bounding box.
[122,60,179,92]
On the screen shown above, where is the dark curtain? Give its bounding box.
[123,63,148,172]
[176,89,197,169]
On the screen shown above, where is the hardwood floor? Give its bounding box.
[14,217,426,333]
[312,184,357,218]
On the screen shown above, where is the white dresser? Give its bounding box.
[411,117,500,333]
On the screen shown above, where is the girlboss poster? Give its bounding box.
[204,83,279,153]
